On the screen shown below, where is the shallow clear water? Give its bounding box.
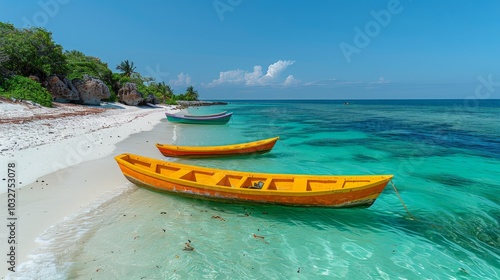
[15,100,500,279]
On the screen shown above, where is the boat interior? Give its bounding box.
[123,155,375,192]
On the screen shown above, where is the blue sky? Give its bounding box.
[1,0,500,99]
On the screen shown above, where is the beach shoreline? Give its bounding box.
[1,99,498,279]
[0,101,180,276]
[0,100,179,190]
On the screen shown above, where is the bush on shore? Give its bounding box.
[0,22,67,80]
[0,75,52,107]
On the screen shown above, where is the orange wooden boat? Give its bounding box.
[114,153,394,208]
[155,137,279,158]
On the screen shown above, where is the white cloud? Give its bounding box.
[244,66,263,85]
[336,81,363,85]
[304,80,322,86]
[283,75,300,87]
[372,76,390,84]
[264,60,295,79]
[169,72,192,87]
[207,60,296,87]
[207,69,245,86]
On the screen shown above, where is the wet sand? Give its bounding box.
[0,100,179,276]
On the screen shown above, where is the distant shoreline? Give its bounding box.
[210,99,500,106]
[176,100,228,107]
[206,98,500,101]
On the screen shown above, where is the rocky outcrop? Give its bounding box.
[28,75,40,83]
[117,82,144,106]
[145,93,159,105]
[46,75,80,102]
[72,75,111,105]
[44,74,110,105]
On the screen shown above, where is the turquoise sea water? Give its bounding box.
[16,100,500,279]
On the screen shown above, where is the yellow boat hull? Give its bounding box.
[115,153,393,208]
[155,137,279,158]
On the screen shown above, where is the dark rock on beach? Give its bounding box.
[145,93,160,105]
[73,75,111,105]
[117,82,144,106]
[46,75,80,102]
[45,74,110,105]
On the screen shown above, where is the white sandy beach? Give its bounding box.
[0,100,179,277]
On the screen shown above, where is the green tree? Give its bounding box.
[116,60,136,77]
[0,37,9,79]
[0,22,67,79]
[154,81,174,104]
[184,86,199,101]
[64,50,119,101]
[65,50,113,83]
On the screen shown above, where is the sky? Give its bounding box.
[1,0,500,100]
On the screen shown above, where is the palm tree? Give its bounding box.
[184,86,199,101]
[116,60,136,77]
[156,82,173,104]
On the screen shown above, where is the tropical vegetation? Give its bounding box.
[178,86,199,101]
[0,22,67,80]
[0,21,199,107]
[116,60,136,77]
[1,75,53,107]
